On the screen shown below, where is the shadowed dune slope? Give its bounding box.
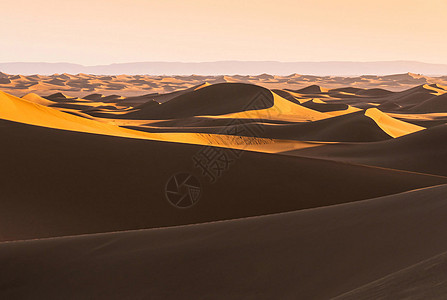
[132,82,213,106]
[117,83,276,119]
[388,111,447,128]
[285,124,447,177]
[1,185,447,299]
[374,84,447,111]
[301,99,350,112]
[294,84,328,94]
[199,109,420,142]
[356,88,394,96]
[45,92,74,101]
[124,118,389,142]
[0,119,445,241]
[130,103,419,142]
[411,93,447,113]
[335,250,447,300]
[270,89,304,104]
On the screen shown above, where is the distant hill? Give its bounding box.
[1,61,447,76]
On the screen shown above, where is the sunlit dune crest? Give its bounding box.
[364,108,424,138]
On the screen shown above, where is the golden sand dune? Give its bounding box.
[21,92,56,106]
[0,91,154,139]
[0,91,318,153]
[421,83,447,96]
[294,84,329,94]
[285,123,447,177]
[7,82,430,144]
[1,76,447,299]
[1,184,447,299]
[90,83,329,123]
[1,72,447,98]
[118,83,279,119]
[210,91,329,122]
[251,108,422,142]
[301,98,362,116]
[387,111,447,127]
[139,109,423,143]
[130,102,422,142]
[364,108,424,138]
[270,89,310,104]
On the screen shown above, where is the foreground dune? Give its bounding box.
[1,184,447,299]
[335,250,447,299]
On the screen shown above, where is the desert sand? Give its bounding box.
[1,185,447,299]
[0,74,446,299]
[1,71,447,97]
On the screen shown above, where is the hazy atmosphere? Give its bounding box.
[1,0,446,65]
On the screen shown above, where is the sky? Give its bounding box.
[1,0,446,65]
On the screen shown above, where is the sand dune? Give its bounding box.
[1,117,445,241]
[355,88,394,96]
[21,92,56,106]
[411,93,447,113]
[300,98,362,116]
[301,98,349,112]
[371,84,447,112]
[285,124,447,177]
[335,250,447,299]
[212,91,329,123]
[0,77,446,298]
[1,72,447,98]
[117,83,277,119]
[1,184,447,299]
[140,108,422,142]
[364,108,424,138]
[388,111,447,127]
[294,84,328,94]
[45,92,75,101]
[270,89,307,104]
[0,90,322,154]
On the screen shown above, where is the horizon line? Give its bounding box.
[1,60,447,67]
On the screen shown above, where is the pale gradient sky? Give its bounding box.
[1,0,446,65]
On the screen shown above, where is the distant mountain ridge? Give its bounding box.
[1,61,447,76]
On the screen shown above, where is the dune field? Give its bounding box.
[0,74,447,299]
